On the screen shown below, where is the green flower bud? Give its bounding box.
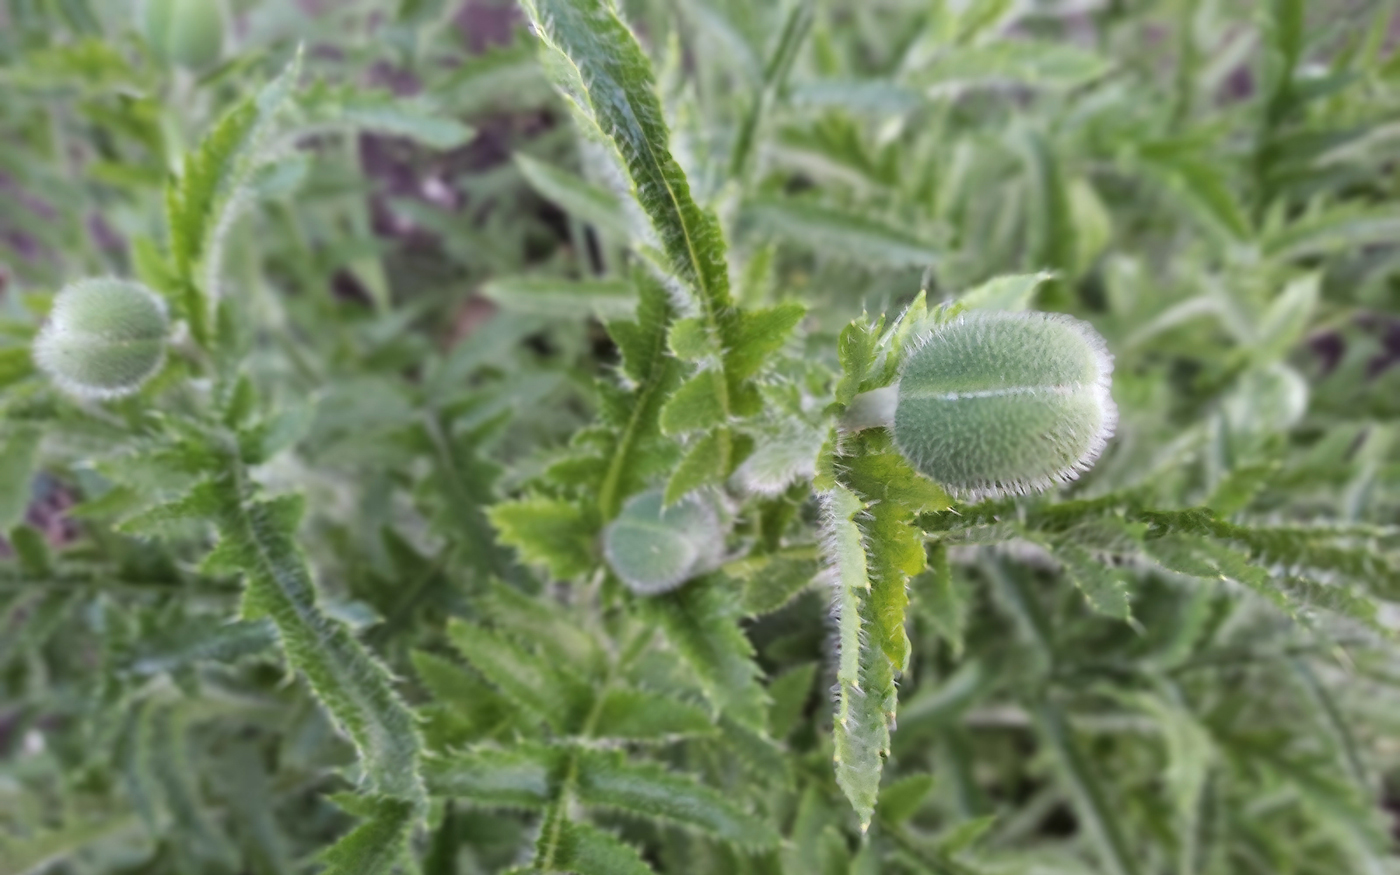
[893,310,1115,500]
[34,279,169,400]
[141,0,224,70]
[603,489,724,596]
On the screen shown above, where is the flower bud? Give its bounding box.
[34,279,169,400]
[603,489,723,595]
[142,0,224,70]
[893,310,1115,500]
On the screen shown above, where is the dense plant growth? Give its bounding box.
[3,0,1400,873]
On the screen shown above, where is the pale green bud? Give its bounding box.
[141,0,224,70]
[893,310,1115,500]
[34,279,169,400]
[603,489,723,595]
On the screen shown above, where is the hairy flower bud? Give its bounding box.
[603,489,723,595]
[893,310,1115,500]
[34,279,169,400]
[142,0,224,69]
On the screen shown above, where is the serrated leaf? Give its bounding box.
[820,486,888,829]
[1053,542,1133,621]
[488,497,596,580]
[735,554,819,616]
[841,437,953,514]
[641,577,768,727]
[592,687,714,741]
[668,317,714,361]
[665,429,729,504]
[725,303,805,380]
[426,744,561,809]
[115,479,220,537]
[660,370,727,436]
[555,820,656,875]
[574,749,779,849]
[447,619,588,733]
[210,484,424,802]
[412,649,515,736]
[730,420,824,497]
[319,795,415,875]
[165,51,302,339]
[835,319,882,407]
[863,500,924,672]
[521,0,733,321]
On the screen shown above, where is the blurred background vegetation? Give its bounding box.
[3,0,1400,873]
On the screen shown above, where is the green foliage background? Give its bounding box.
[3,0,1400,873]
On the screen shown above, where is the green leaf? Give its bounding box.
[660,370,728,436]
[909,39,1107,91]
[1136,141,1251,243]
[820,485,888,829]
[574,749,779,849]
[555,821,657,875]
[481,276,636,320]
[488,497,597,579]
[1034,703,1139,875]
[0,425,39,531]
[734,554,819,616]
[514,153,631,238]
[767,662,818,739]
[746,198,941,268]
[0,814,139,875]
[913,543,969,657]
[1263,206,1400,261]
[165,50,301,341]
[878,773,935,825]
[641,577,768,728]
[1015,129,1076,275]
[447,619,588,734]
[959,272,1053,312]
[1254,273,1318,363]
[863,500,925,672]
[209,483,424,802]
[1052,542,1133,621]
[321,95,476,149]
[426,744,561,810]
[592,687,714,741]
[835,318,883,407]
[319,795,415,875]
[0,346,35,389]
[725,303,806,381]
[841,434,953,514]
[664,429,729,504]
[520,0,733,323]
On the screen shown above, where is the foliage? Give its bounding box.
[3,0,1400,874]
